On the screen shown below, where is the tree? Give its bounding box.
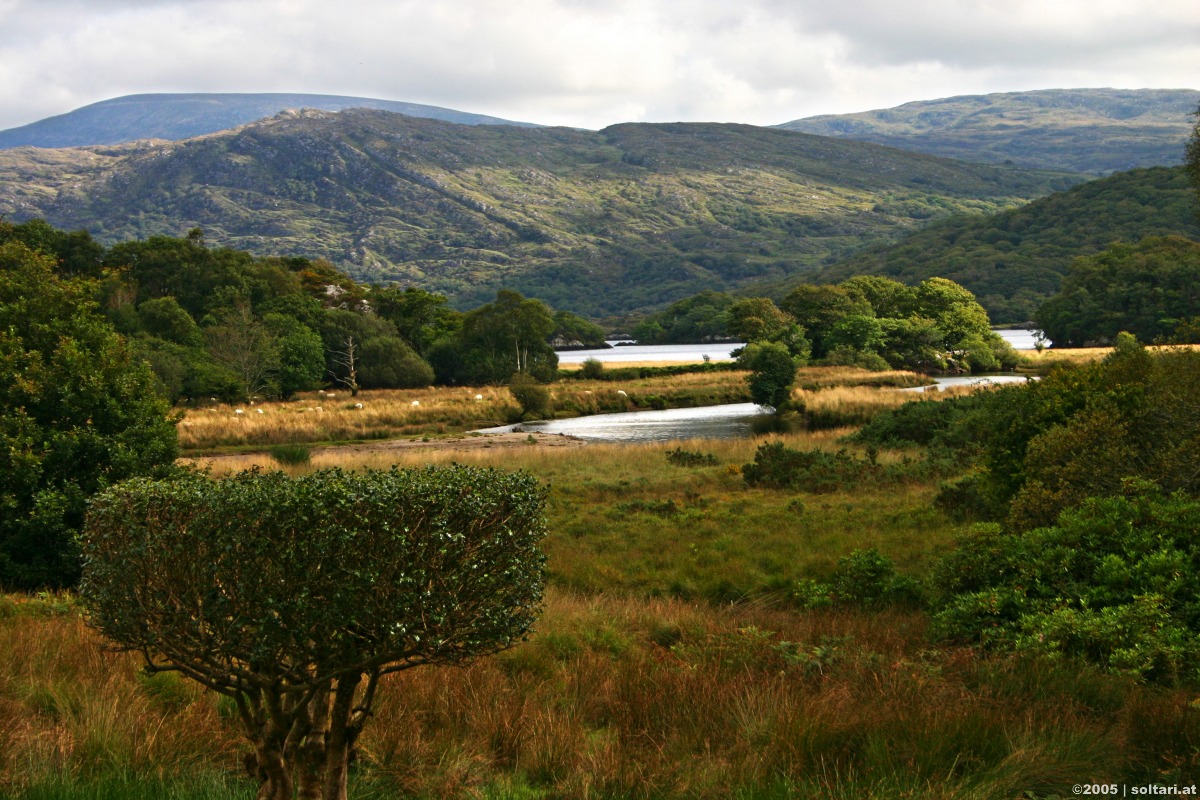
[0,242,178,589]
[80,465,547,800]
[738,341,797,410]
[204,304,280,400]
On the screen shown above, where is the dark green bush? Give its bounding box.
[741,442,868,492]
[665,448,718,467]
[268,443,312,466]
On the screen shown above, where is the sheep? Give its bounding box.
[256,408,265,414]
[234,409,244,415]
[354,402,364,409]
[617,390,627,397]
[411,400,420,407]
[474,394,484,401]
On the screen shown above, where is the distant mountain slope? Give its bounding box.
[778,88,1200,175]
[805,166,1200,323]
[0,109,1080,317]
[0,93,539,149]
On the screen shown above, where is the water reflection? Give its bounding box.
[475,403,767,443]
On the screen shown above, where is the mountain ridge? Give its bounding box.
[0,92,540,149]
[0,108,1080,318]
[778,88,1200,175]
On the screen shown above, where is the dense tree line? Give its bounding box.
[635,276,1016,379]
[0,219,607,404]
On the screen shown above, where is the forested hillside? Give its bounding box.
[0,109,1079,319]
[807,166,1200,323]
[779,88,1199,175]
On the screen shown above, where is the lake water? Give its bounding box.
[475,403,768,443]
[556,342,744,364]
[556,329,1042,365]
[901,374,1035,393]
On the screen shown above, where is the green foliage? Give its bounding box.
[435,290,558,385]
[738,341,797,409]
[80,465,547,799]
[664,448,718,467]
[508,373,553,420]
[0,242,178,589]
[1036,235,1200,346]
[578,357,605,380]
[815,166,1200,323]
[932,489,1200,683]
[267,443,312,466]
[741,442,868,493]
[632,291,734,344]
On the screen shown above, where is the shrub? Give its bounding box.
[267,443,312,466]
[665,448,719,467]
[509,372,553,419]
[741,442,867,492]
[80,465,547,800]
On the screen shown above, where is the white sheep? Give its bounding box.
[256,408,265,414]
[617,390,627,397]
[234,409,244,415]
[411,400,420,407]
[354,402,364,409]
[474,394,484,401]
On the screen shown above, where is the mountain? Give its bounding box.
[778,88,1200,175]
[0,108,1081,318]
[0,93,539,149]
[804,166,1200,323]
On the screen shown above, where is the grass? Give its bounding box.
[4,590,1196,799]
[8,366,1199,798]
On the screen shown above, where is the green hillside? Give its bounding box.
[806,166,1200,323]
[0,109,1079,319]
[779,88,1200,175]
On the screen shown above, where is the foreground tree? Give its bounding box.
[80,465,547,800]
[0,242,178,589]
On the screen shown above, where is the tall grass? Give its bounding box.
[4,592,1195,799]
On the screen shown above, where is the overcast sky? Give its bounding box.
[1,0,1198,131]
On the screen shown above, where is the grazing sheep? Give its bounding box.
[256,408,265,414]
[617,390,627,397]
[411,400,420,407]
[354,402,364,409]
[474,394,484,401]
[234,409,244,415]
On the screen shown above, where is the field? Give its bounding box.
[4,364,1196,799]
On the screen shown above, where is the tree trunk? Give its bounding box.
[322,675,361,800]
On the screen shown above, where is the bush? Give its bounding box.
[931,489,1200,683]
[741,442,868,492]
[579,357,605,379]
[665,448,719,467]
[267,443,312,466]
[81,465,547,800]
[509,372,553,419]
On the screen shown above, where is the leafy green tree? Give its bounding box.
[137,296,202,346]
[738,341,798,410]
[779,284,871,358]
[454,290,557,384]
[0,242,178,589]
[550,309,607,348]
[80,465,547,800]
[203,304,280,400]
[1036,236,1200,346]
[372,286,461,356]
[357,336,434,389]
[263,313,326,399]
[632,291,733,344]
[509,372,553,419]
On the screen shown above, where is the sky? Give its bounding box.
[1,0,1198,132]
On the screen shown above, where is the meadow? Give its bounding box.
[6,354,1195,799]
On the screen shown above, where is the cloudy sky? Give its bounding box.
[1,0,1198,131]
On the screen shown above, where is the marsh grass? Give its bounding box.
[4,592,1194,799]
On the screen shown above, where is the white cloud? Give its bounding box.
[0,0,1197,131]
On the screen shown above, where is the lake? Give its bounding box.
[556,329,1043,364]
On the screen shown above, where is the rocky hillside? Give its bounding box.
[779,88,1200,175]
[0,108,1081,317]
